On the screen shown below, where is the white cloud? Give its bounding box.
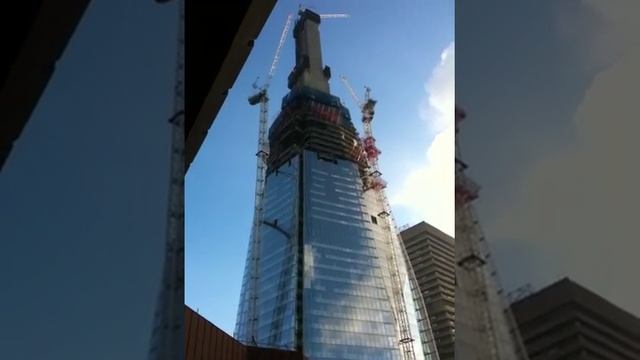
[392,43,454,236]
[491,1,640,314]
[582,0,640,62]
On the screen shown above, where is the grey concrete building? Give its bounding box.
[511,277,640,359]
[400,222,455,360]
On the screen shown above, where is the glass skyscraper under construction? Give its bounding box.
[235,10,438,360]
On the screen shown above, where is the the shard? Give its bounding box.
[234,9,438,360]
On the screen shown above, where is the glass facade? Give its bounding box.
[235,9,440,359]
[302,151,401,359]
[235,149,434,359]
[235,157,300,349]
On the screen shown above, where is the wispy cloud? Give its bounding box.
[392,42,454,236]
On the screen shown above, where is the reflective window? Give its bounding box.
[236,150,434,359]
[302,151,402,359]
[235,157,300,349]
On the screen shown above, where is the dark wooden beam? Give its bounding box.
[0,1,91,171]
[185,0,277,172]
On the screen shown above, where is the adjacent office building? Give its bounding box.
[400,222,455,360]
[511,277,640,359]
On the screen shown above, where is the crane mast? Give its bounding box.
[340,75,440,360]
[243,13,293,343]
[148,0,184,359]
[455,106,529,360]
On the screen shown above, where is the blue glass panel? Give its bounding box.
[302,151,402,359]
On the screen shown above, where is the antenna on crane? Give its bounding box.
[319,13,350,19]
[340,75,363,108]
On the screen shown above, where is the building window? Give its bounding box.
[371,215,378,224]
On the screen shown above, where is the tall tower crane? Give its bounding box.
[455,106,529,360]
[340,75,440,360]
[148,0,184,359]
[243,12,293,344]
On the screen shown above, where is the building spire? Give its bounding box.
[287,9,331,93]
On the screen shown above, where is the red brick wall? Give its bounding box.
[184,306,306,360]
[185,306,246,360]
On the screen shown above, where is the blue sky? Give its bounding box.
[185,0,453,335]
[0,1,177,358]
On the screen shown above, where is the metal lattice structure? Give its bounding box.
[454,106,528,360]
[235,13,293,344]
[148,0,184,359]
[341,75,440,360]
